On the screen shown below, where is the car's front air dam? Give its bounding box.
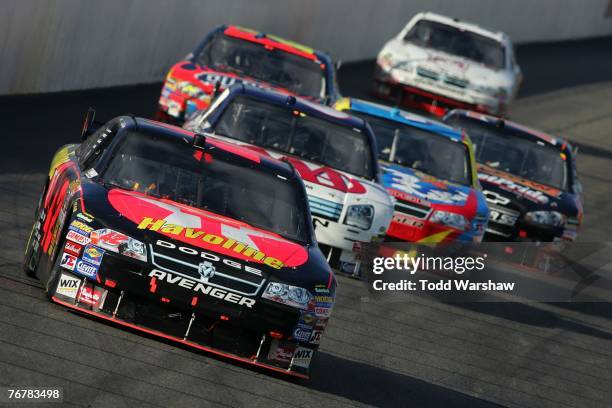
[51,293,310,379]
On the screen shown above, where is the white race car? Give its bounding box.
[373,11,522,117]
[184,84,395,270]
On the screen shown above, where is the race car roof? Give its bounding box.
[223,25,321,62]
[445,109,570,150]
[337,97,464,143]
[411,11,507,43]
[227,84,368,130]
[135,118,298,177]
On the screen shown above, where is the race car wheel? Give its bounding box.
[43,209,75,300]
[23,184,47,278]
[23,233,39,278]
[45,249,62,300]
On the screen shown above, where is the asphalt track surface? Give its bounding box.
[1,37,612,407]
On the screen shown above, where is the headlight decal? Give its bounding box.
[429,210,469,231]
[344,204,375,230]
[524,211,566,227]
[90,228,147,262]
[262,282,314,310]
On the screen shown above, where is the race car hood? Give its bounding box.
[81,185,309,270]
[380,162,484,218]
[380,40,514,88]
[167,61,316,103]
[477,163,580,216]
[206,135,393,209]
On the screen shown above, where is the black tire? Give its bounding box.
[23,184,47,278]
[44,251,64,300]
[23,235,39,278]
[42,208,75,300]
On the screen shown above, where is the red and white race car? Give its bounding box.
[373,12,522,117]
[157,25,341,124]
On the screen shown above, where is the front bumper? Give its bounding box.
[372,68,506,117]
[312,215,381,262]
[484,220,575,243]
[51,262,314,378]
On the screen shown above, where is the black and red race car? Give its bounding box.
[444,110,583,242]
[23,111,335,379]
[156,25,341,124]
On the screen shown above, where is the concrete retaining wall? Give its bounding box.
[2,0,611,94]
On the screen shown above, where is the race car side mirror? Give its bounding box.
[193,133,207,150]
[81,108,97,140]
[335,60,342,71]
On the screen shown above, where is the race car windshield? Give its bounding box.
[99,131,310,244]
[350,111,471,186]
[212,97,375,179]
[448,116,569,190]
[196,33,326,99]
[404,20,505,70]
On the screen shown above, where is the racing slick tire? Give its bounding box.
[43,237,69,300]
[23,182,47,278]
[42,209,78,300]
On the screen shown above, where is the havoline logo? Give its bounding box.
[138,217,285,269]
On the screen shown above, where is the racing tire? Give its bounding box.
[23,183,47,278]
[44,248,65,300]
[43,209,75,300]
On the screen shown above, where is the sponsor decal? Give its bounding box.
[389,189,428,205]
[309,330,323,345]
[478,173,550,204]
[77,286,106,308]
[148,270,255,308]
[107,188,307,268]
[198,72,249,88]
[267,339,295,364]
[299,311,317,326]
[69,220,94,235]
[66,230,90,245]
[392,213,425,228]
[60,253,77,271]
[90,228,128,251]
[64,241,82,256]
[314,285,330,294]
[288,159,367,194]
[56,274,81,299]
[315,306,332,317]
[82,245,105,266]
[90,228,147,262]
[383,167,468,205]
[139,217,285,269]
[478,165,561,202]
[292,347,313,369]
[211,142,367,194]
[293,327,312,342]
[489,208,519,226]
[156,240,262,276]
[76,212,94,223]
[75,260,98,279]
[315,295,334,304]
